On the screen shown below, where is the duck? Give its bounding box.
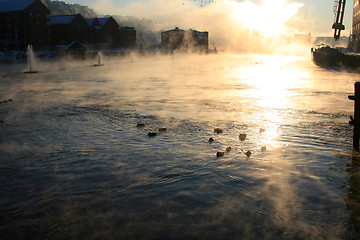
[137,123,146,128]
[239,134,246,141]
[148,132,157,137]
[214,128,223,134]
[216,151,225,157]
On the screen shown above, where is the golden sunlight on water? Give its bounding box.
[230,55,311,150]
[238,56,309,107]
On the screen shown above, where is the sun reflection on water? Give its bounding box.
[233,55,311,149]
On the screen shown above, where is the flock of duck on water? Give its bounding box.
[0,98,267,157]
[137,123,267,158]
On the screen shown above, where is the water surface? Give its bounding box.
[0,53,360,239]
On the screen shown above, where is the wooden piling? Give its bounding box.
[348,82,360,150]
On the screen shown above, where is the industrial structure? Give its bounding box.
[331,0,360,52]
[312,1,360,68]
[332,0,346,40]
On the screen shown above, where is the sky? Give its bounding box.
[60,0,353,37]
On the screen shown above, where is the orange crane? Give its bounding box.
[332,0,346,40]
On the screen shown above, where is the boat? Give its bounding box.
[310,0,360,69]
[311,44,360,69]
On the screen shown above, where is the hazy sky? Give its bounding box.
[60,0,353,37]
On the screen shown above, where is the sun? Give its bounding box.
[228,0,303,37]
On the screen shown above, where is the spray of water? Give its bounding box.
[24,45,38,74]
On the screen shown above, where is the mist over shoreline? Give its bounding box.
[41,0,320,54]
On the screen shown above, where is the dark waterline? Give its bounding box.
[0,54,360,239]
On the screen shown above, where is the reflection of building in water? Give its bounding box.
[161,27,209,51]
[0,0,50,51]
[351,0,360,52]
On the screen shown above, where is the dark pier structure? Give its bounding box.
[349,82,360,150]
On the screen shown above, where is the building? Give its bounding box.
[86,18,102,46]
[161,27,185,50]
[352,0,360,51]
[161,27,209,51]
[63,41,87,59]
[95,17,120,48]
[0,0,137,52]
[118,27,136,49]
[97,17,124,49]
[86,17,136,49]
[0,0,50,51]
[49,14,89,48]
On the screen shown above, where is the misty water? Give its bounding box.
[1,53,360,239]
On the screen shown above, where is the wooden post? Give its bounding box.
[348,82,360,150]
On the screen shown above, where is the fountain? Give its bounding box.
[24,45,38,74]
[93,51,104,67]
[129,52,134,63]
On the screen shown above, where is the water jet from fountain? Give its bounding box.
[24,45,38,74]
[93,51,104,67]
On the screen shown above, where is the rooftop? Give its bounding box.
[86,18,95,26]
[97,17,110,27]
[50,15,77,25]
[0,0,36,12]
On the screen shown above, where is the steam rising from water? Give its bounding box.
[91,0,305,53]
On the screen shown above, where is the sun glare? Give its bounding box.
[229,0,303,37]
[232,55,309,148]
[241,56,297,109]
